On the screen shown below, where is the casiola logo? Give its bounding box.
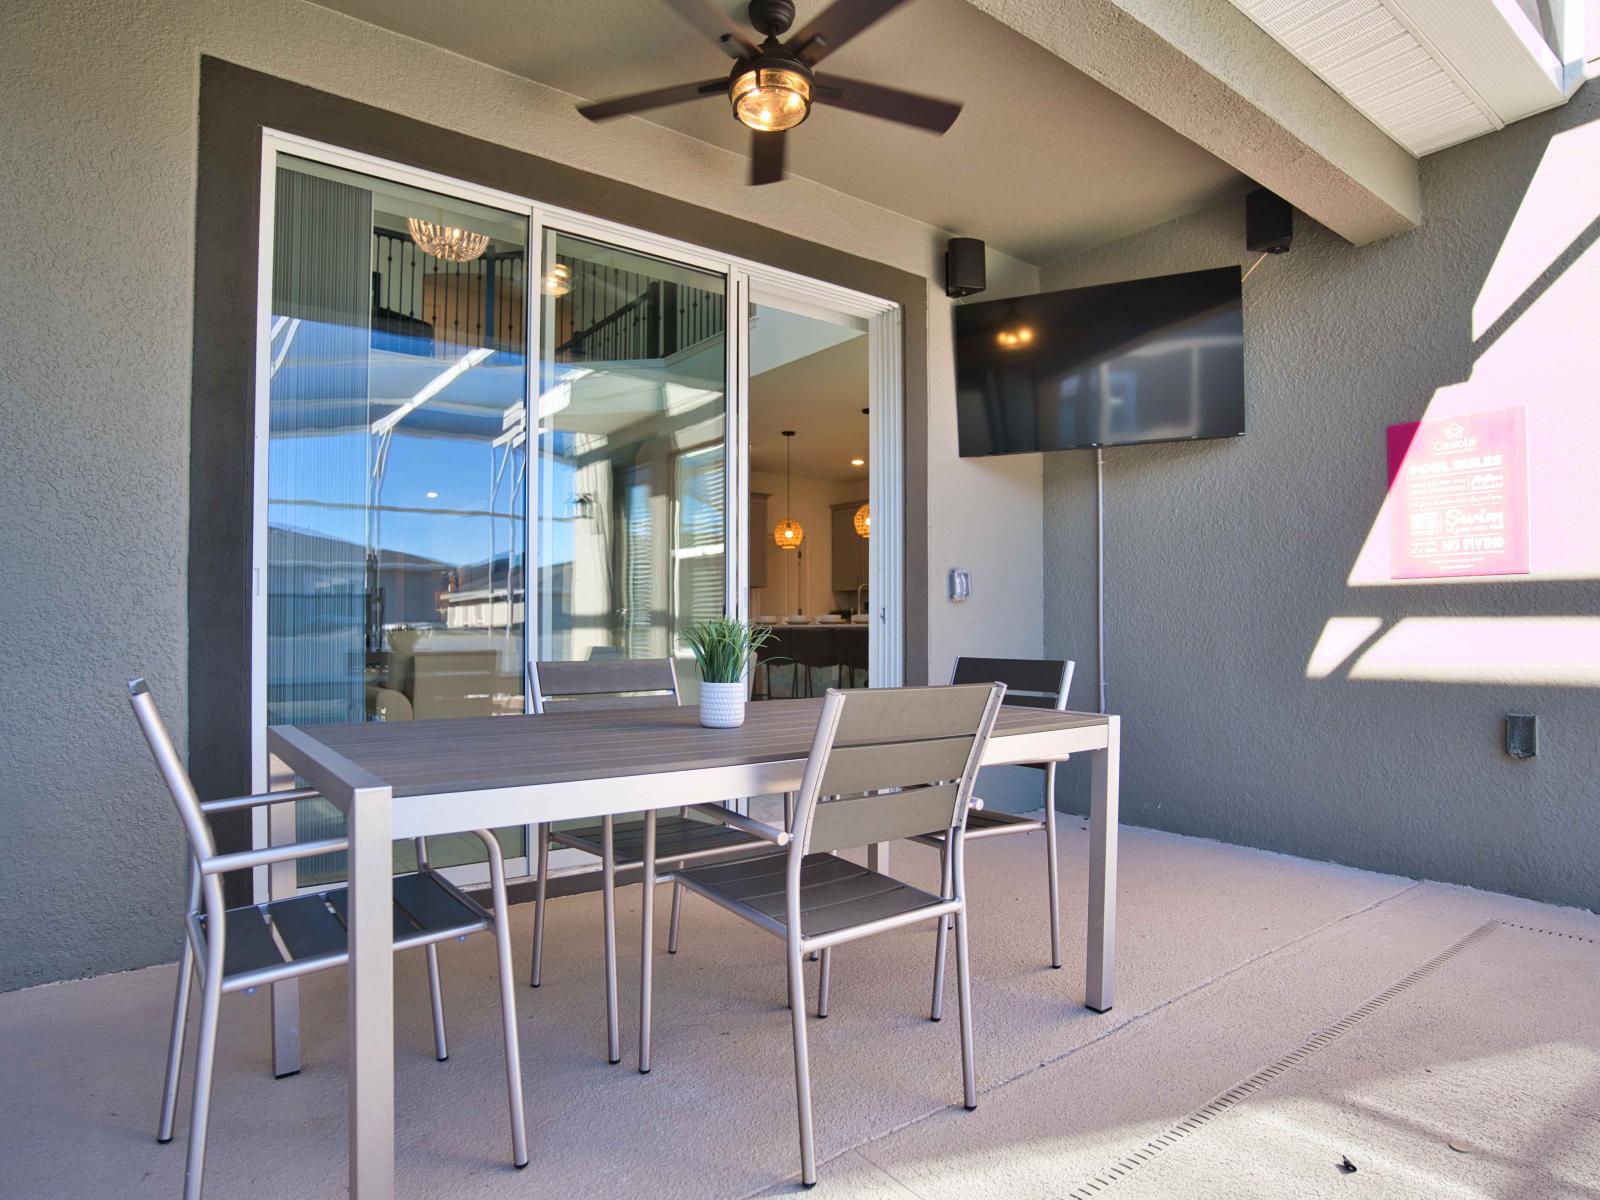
[1432,421,1477,453]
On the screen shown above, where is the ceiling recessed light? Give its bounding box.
[850,457,865,467]
[426,491,439,499]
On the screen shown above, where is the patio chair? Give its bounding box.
[913,657,1075,1020]
[126,680,527,1199]
[669,682,1005,1186]
[527,657,787,1066]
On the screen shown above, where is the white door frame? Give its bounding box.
[250,129,905,891]
[743,277,902,687]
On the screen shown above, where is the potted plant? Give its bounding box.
[682,616,776,729]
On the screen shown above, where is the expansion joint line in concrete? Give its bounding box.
[1060,920,1503,1199]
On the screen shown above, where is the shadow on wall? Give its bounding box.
[1042,86,1600,909]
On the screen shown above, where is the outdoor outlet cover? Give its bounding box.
[1505,714,1537,759]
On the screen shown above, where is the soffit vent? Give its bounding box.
[1231,0,1572,156]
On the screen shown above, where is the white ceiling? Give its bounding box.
[1229,0,1574,156]
[311,0,1248,264]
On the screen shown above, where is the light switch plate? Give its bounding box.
[949,568,971,603]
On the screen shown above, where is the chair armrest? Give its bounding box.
[691,803,790,846]
[199,787,321,815]
[201,836,349,875]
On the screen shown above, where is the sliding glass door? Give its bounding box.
[256,133,902,889]
[264,154,529,882]
[534,231,728,701]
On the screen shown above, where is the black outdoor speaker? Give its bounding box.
[1246,189,1294,254]
[945,237,986,298]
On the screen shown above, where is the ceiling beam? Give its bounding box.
[966,0,1423,246]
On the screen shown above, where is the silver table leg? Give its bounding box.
[1086,717,1120,1013]
[347,781,396,1199]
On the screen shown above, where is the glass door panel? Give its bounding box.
[265,155,529,883]
[535,231,728,703]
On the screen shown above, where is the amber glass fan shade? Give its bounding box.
[732,67,812,132]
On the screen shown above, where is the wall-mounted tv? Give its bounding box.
[954,266,1244,456]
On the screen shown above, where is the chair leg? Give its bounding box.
[930,844,952,1021]
[787,940,818,1187]
[414,839,450,1062]
[1044,764,1062,969]
[817,948,832,1018]
[156,937,194,1144]
[639,808,656,1075]
[954,902,977,1110]
[477,830,529,1169]
[183,932,226,1200]
[601,815,621,1065]
[529,822,549,987]
[667,881,683,954]
[424,942,449,1061]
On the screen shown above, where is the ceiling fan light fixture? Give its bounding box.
[731,65,812,132]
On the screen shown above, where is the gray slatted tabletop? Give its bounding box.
[290,697,1109,798]
[267,694,1122,1200]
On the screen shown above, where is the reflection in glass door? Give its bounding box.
[535,231,728,701]
[264,155,529,882]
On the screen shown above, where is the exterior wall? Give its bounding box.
[0,0,1042,988]
[1042,84,1600,909]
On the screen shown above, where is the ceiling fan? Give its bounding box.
[576,0,964,185]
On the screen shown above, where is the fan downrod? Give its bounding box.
[748,0,796,39]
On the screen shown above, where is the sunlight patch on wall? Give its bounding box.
[1472,120,1600,340]
[1306,617,1384,679]
[1347,115,1600,590]
[1348,616,1600,685]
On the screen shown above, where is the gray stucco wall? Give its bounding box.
[0,0,1044,990]
[1043,85,1600,911]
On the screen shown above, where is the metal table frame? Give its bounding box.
[267,703,1120,1198]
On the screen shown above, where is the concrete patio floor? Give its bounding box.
[3,820,1597,1199]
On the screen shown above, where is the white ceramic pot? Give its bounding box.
[698,680,746,729]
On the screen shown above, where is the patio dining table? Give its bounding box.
[267,696,1121,1198]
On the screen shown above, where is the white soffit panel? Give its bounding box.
[1232,0,1571,156]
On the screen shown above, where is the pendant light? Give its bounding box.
[773,430,803,550]
[853,503,870,538]
[406,218,490,263]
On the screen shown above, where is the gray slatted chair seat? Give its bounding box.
[198,872,488,987]
[680,852,944,939]
[912,807,1044,845]
[552,813,780,867]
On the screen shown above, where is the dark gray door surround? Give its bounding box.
[189,57,931,883]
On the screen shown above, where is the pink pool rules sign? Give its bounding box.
[1387,407,1530,580]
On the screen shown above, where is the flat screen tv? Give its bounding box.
[954,266,1244,456]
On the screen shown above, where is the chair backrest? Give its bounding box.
[951,656,1074,711]
[127,679,215,862]
[530,657,680,713]
[792,683,1004,855]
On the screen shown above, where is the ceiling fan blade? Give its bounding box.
[658,0,761,58]
[787,0,910,63]
[751,130,787,185]
[812,73,962,133]
[577,78,727,122]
